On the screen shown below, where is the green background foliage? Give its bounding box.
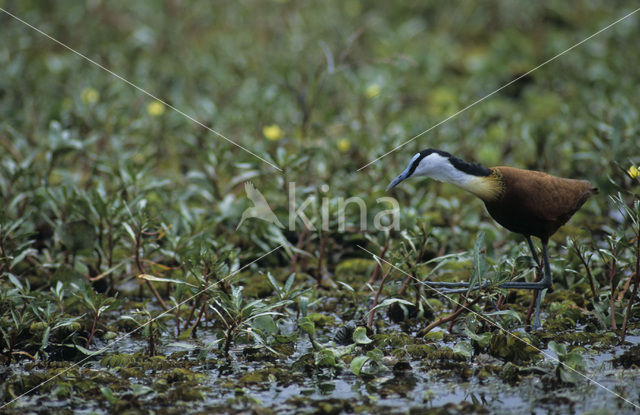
[1,1,640,413]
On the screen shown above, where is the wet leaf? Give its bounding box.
[353,327,372,344]
[252,315,279,336]
[464,327,491,348]
[100,386,118,405]
[315,349,337,367]
[350,355,370,375]
[453,341,473,359]
[366,348,384,362]
[298,317,315,336]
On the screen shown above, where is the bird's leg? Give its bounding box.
[531,242,552,329]
[540,241,552,287]
[427,237,541,291]
[527,243,549,328]
[424,240,553,321]
[525,236,540,268]
[499,241,552,328]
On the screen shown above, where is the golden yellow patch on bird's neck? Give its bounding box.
[463,170,504,201]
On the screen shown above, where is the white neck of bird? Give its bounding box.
[413,154,497,200]
[428,163,478,192]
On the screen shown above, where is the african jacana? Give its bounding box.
[387,149,598,328]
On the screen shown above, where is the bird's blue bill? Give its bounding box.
[386,168,410,190]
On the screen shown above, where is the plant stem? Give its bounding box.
[148,321,155,356]
[315,232,327,286]
[134,223,168,310]
[573,242,598,303]
[290,228,309,274]
[525,263,542,327]
[368,235,390,286]
[86,314,98,348]
[367,267,392,329]
[419,296,481,336]
[621,225,640,341]
[608,246,618,331]
[190,303,207,338]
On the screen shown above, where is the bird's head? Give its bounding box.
[386,148,497,199]
[386,149,454,190]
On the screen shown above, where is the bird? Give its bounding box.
[236,182,284,230]
[387,148,598,328]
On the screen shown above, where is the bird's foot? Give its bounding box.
[499,280,551,290]
[531,315,541,330]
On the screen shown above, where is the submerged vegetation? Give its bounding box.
[1,1,640,413]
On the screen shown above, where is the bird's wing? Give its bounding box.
[496,167,594,222]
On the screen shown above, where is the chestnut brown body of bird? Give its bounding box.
[482,166,598,242]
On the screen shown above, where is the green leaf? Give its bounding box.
[40,326,51,350]
[100,386,119,405]
[10,246,35,270]
[130,384,154,397]
[350,355,370,375]
[468,231,486,293]
[564,352,585,370]
[275,333,297,344]
[137,274,195,287]
[352,326,372,344]
[284,273,295,293]
[266,272,281,296]
[337,281,355,292]
[119,315,143,327]
[74,344,97,356]
[252,315,278,336]
[370,298,413,312]
[197,339,222,360]
[165,342,197,350]
[177,327,193,340]
[122,222,136,243]
[6,273,23,290]
[315,349,337,367]
[548,340,567,356]
[485,309,523,322]
[298,317,315,336]
[366,348,384,362]
[453,341,473,359]
[464,327,491,348]
[298,296,309,317]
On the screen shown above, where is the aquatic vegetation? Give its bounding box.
[2,1,640,413]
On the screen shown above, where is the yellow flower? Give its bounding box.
[337,139,351,152]
[263,124,284,141]
[365,84,381,99]
[81,87,99,105]
[628,165,639,179]
[147,101,166,116]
